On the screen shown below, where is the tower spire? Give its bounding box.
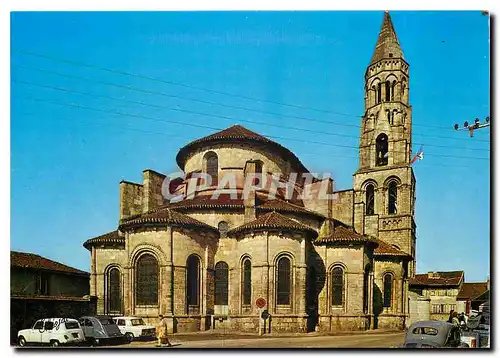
[370,11,404,64]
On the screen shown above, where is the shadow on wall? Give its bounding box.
[373,284,383,329]
[306,247,326,332]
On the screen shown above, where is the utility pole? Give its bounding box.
[454,116,490,137]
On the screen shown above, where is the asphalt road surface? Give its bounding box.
[123,332,405,349]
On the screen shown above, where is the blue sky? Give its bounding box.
[11,11,490,281]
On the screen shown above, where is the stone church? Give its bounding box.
[84,12,417,333]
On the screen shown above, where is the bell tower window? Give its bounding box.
[385,81,391,102]
[377,83,382,104]
[375,134,388,166]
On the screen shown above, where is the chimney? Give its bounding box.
[243,160,259,222]
[428,272,434,279]
[119,181,143,220]
[142,169,167,212]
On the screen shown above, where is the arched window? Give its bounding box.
[377,83,382,104]
[135,254,158,306]
[391,81,396,101]
[276,256,291,305]
[218,221,229,238]
[331,266,344,306]
[366,184,375,215]
[106,267,121,314]
[383,273,393,308]
[385,81,391,102]
[376,133,388,166]
[242,258,252,305]
[388,180,398,214]
[204,151,218,186]
[186,255,201,310]
[214,261,229,305]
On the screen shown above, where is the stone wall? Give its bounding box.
[119,181,143,220]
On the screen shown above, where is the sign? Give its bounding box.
[261,309,270,320]
[256,298,266,308]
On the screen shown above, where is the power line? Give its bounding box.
[12,67,491,147]
[13,95,490,161]
[12,79,360,140]
[13,49,487,133]
[19,78,489,152]
[15,111,480,170]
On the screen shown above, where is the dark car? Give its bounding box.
[78,316,127,346]
[403,321,468,348]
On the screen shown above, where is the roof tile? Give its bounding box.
[11,251,89,276]
[228,211,317,237]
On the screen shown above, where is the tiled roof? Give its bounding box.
[409,271,464,287]
[227,211,317,237]
[11,251,89,276]
[457,282,489,301]
[315,226,376,245]
[169,194,244,210]
[374,240,412,258]
[83,230,125,251]
[370,11,404,64]
[119,207,218,233]
[257,198,325,218]
[175,125,309,173]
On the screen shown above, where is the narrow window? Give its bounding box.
[388,181,398,214]
[186,255,200,309]
[276,256,291,305]
[391,81,396,101]
[242,258,252,305]
[377,83,382,104]
[375,133,388,166]
[385,81,391,102]
[214,261,229,305]
[366,184,375,215]
[331,266,344,306]
[136,254,158,305]
[218,221,229,238]
[107,267,121,313]
[383,274,393,308]
[204,151,218,186]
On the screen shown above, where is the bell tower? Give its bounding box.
[353,11,416,274]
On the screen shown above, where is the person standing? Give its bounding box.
[447,310,455,323]
[451,311,460,327]
[156,315,172,347]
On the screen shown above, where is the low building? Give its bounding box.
[457,281,489,315]
[408,271,464,322]
[10,251,96,343]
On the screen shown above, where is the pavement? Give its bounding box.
[111,331,405,349]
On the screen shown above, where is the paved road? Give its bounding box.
[125,332,405,349]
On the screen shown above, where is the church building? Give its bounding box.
[84,11,417,333]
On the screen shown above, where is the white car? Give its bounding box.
[113,316,156,342]
[18,318,85,347]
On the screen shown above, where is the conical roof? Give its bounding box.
[370,11,404,64]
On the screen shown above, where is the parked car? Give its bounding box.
[461,311,490,348]
[17,318,85,347]
[402,320,469,348]
[112,316,156,342]
[78,316,127,346]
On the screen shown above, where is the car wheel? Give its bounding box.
[125,333,134,343]
[50,340,60,348]
[18,336,27,347]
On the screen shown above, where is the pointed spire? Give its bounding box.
[370,11,404,64]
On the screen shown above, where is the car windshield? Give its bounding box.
[131,319,145,326]
[98,318,115,325]
[65,321,80,329]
